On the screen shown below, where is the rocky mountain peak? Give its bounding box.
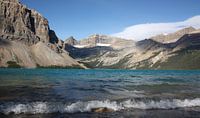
[175,26,196,35]
[64,36,78,45]
[151,27,197,43]
[79,34,118,46]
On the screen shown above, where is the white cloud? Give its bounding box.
[112,15,200,41]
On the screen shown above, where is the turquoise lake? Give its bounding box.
[0,69,200,118]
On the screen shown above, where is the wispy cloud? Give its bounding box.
[112,15,200,41]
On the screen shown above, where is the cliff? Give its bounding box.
[0,0,85,68]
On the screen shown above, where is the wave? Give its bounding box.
[1,98,200,114]
[103,88,145,97]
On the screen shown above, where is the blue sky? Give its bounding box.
[20,0,200,40]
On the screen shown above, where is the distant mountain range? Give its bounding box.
[1,0,200,69]
[65,27,200,69]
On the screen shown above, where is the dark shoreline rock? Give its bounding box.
[91,107,114,113]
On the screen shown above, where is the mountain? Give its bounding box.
[148,31,200,69]
[68,34,135,49]
[64,36,78,45]
[0,0,85,68]
[64,34,138,68]
[65,27,200,70]
[151,27,196,43]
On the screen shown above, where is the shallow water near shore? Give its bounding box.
[0,69,200,118]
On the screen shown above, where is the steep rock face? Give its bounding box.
[0,0,85,68]
[0,0,50,44]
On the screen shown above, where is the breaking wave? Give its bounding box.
[1,98,200,114]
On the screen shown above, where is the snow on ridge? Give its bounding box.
[73,45,88,48]
[96,43,111,47]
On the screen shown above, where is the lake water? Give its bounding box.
[0,69,200,118]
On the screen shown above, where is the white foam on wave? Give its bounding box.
[1,98,200,114]
[121,98,200,109]
[1,102,49,114]
[64,100,120,113]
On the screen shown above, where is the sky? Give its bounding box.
[20,0,200,40]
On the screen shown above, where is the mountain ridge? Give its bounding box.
[64,27,200,69]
